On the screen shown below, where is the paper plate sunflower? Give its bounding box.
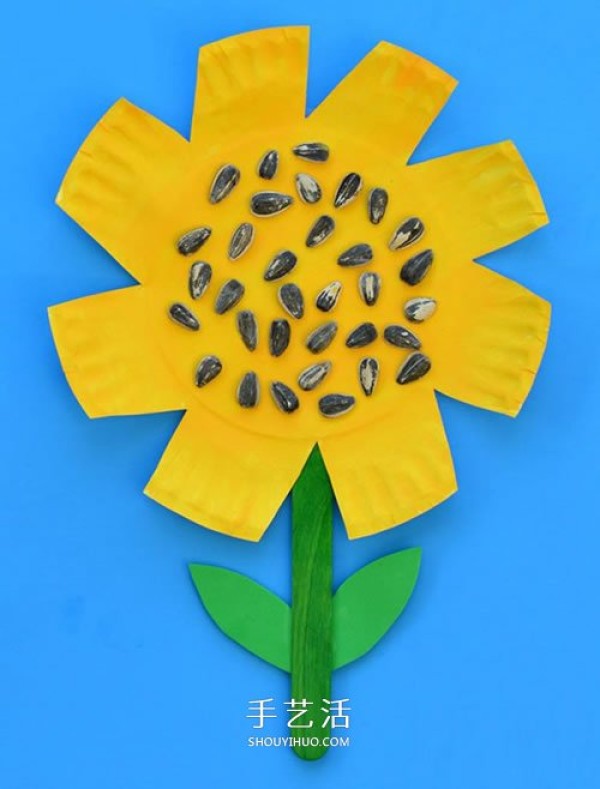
[49,27,550,760]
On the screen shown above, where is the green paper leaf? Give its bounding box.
[189,564,291,672]
[333,548,421,669]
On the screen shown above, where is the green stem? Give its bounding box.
[291,445,334,761]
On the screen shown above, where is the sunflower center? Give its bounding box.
[167,142,437,420]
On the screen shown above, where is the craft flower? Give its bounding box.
[49,26,550,542]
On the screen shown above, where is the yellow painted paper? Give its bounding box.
[49,27,550,540]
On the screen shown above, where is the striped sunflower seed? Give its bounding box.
[298,361,332,391]
[389,217,425,251]
[257,150,279,179]
[295,173,322,204]
[168,303,199,331]
[319,394,356,418]
[228,223,255,261]
[334,172,362,208]
[177,227,211,256]
[215,279,245,314]
[316,281,342,312]
[238,372,260,407]
[404,297,437,323]
[306,215,335,248]
[270,381,300,413]
[358,357,379,396]
[188,261,212,299]
[358,271,381,306]
[209,164,240,204]
[236,310,258,351]
[195,356,222,387]
[396,352,432,385]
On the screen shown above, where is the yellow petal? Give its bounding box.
[49,286,186,417]
[145,409,313,540]
[408,141,548,258]
[319,389,456,538]
[307,42,456,162]
[56,99,190,284]
[191,27,309,144]
[432,260,551,416]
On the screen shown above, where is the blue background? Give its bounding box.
[1,1,598,787]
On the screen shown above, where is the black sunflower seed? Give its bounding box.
[195,356,222,387]
[383,324,421,350]
[215,279,245,314]
[278,283,304,319]
[168,303,199,331]
[292,142,330,162]
[177,227,211,256]
[269,319,291,357]
[358,357,379,396]
[389,217,425,251]
[345,322,378,348]
[270,381,300,413]
[264,250,298,281]
[396,352,432,384]
[188,261,212,299]
[236,310,258,351]
[257,150,279,179]
[368,188,388,224]
[251,191,294,217]
[334,172,362,208]
[400,249,434,285]
[298,361,332,391]
[209,164,240,204]
[306,321,338,353]
[237,372,260,407]
[337,243,373,267]
[228,222,255,261]
[306,215,335,248]
[318,394,355,418]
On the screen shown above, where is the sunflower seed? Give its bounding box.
[298,361,332,391]
[358,271,381,306]
[278,283,304,319]
[292,142,330,162]
[269,319,291,357]
[306,321,338,353]
[295,172,322,204]
[404,297,437,323]
[396,352,432,384]
[338,243,373,267]
[236,310,258,351]
[251,192,294,217]
[228,223,255,261]
[358,357,379,396]
[237,372,260,407]
[318,394,355,418]
[209,164,240,204]
[258,150,279,179]
[195,355,222,387]
[306,215,335,248]
[168,303,200,330]
[270,381,300,413]
[188,261,212,299]
[316,281,342,312]
[215,279,245,314]
[264,250,298,281]
[389,217,425,250]
[368,188,388,224]
[177,227,211,256]
[400,249,433,285]
[346,322,377,348]
[334,172,362,208]
[383,324,421,350]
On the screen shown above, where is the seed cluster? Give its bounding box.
[168,144,437,418]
